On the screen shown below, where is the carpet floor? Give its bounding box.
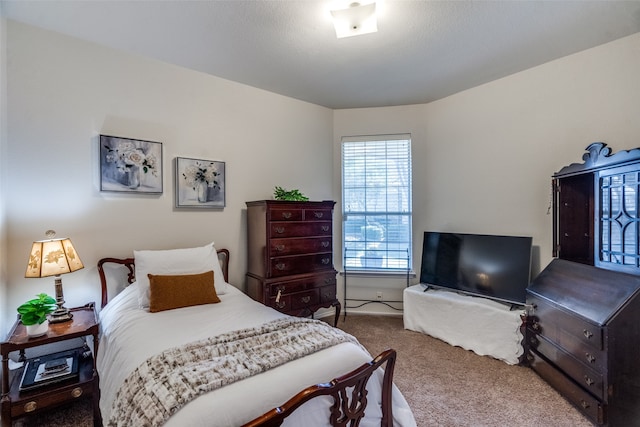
[338,314,592,427]
[9,314,592,426]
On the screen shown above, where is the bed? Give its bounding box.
[96,243,416,426]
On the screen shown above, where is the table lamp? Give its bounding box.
[24,230,84,323]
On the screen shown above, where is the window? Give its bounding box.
[342,134,412,272]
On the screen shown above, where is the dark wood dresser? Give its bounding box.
[525,259,640,426]
[524,143,640,426]
[246,200,341,326]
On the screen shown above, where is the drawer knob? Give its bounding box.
[276,301,286,309]
[314,212,324,218]
[321,225,330,232]
[275,263,286,271]
[580,400,590,409]
[274,227,285,234]
[583,329,593,339]
[274,244,285,252]
[532,322,541,332]
[71,387,83,398]
[321,258,330,265]
[24,401,37,413]
[324,278,334,284]
[282,212,292,219]
[301,296,311,303]
[584,375,595,386]
[585,353,596,364]
[321,241,330,248]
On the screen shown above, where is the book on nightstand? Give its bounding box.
[19,348,81,391]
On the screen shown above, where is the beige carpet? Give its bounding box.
[338,314,592,427]
[10,314,592,426]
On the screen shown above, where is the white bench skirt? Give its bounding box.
[403,284,525,365]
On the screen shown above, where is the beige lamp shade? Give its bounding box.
[25,238,84,278]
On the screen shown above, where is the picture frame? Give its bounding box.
[100,135,163,194]
[175,157,226,208]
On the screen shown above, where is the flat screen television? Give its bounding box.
[419,231,533,305]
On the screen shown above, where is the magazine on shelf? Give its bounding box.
[19,348,81,391]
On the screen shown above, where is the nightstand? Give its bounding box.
[1,303,100,427]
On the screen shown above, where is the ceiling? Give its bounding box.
[2,0,640,109]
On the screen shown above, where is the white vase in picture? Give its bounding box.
[196,181,208,203]
[26,320,49,338]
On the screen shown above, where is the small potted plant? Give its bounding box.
[17,293,57,337]
[273,186,309,201]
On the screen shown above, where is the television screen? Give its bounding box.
[419,232,532,305]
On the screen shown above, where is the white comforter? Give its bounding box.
[98,283,416,427]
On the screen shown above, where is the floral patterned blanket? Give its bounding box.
[107,317,360,427]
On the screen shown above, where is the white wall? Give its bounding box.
[0,11,8,335]
[3,21,333,332]
[4,19,640,326]
[334,32,640,314]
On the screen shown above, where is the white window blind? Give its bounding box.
[342,134,412,272]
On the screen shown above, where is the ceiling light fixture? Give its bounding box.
[330,1,378,39]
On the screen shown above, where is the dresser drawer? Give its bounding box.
[10,380,93,418]
[529,350,604,425]
[303,208,332,221]
[268,208,303,221]
[290,290,319,310]
[529,331,605,399]
[529,295,603,351]
[268,273,336,297]
[269,289,320,313]
[267,273,337,313]
[527,323,607,374]
[270,237,332,256]
[270,253,333,277]
[270,222,332,238]
[319,285,337,303]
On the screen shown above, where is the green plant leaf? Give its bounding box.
[273,186,309,201]
[17,293,56,325]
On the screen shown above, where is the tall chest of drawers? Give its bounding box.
[525,259,640,426]
[246,200,341,326]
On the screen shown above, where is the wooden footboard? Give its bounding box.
[242,348,396,427]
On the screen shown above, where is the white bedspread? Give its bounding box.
[98,283,416,427]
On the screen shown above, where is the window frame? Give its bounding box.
[341,134,413,274]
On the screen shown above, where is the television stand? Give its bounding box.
[403,285,526,365]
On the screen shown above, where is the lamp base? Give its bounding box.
[50,276,73,323]
[49,308,73,323]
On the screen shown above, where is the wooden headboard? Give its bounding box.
[97,248,230,309]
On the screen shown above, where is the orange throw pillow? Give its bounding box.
[148,270,220,313]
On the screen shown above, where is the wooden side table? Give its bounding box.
[1,303,100,427]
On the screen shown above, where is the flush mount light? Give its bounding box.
[330,1,378,39]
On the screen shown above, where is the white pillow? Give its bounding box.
[134,242,228,309]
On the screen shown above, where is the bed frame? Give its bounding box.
[96,249,396,427]
[97,248,229,309]
[242,348,396,427]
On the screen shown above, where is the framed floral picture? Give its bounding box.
[175,157,226,208]
[99,135,163,194]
